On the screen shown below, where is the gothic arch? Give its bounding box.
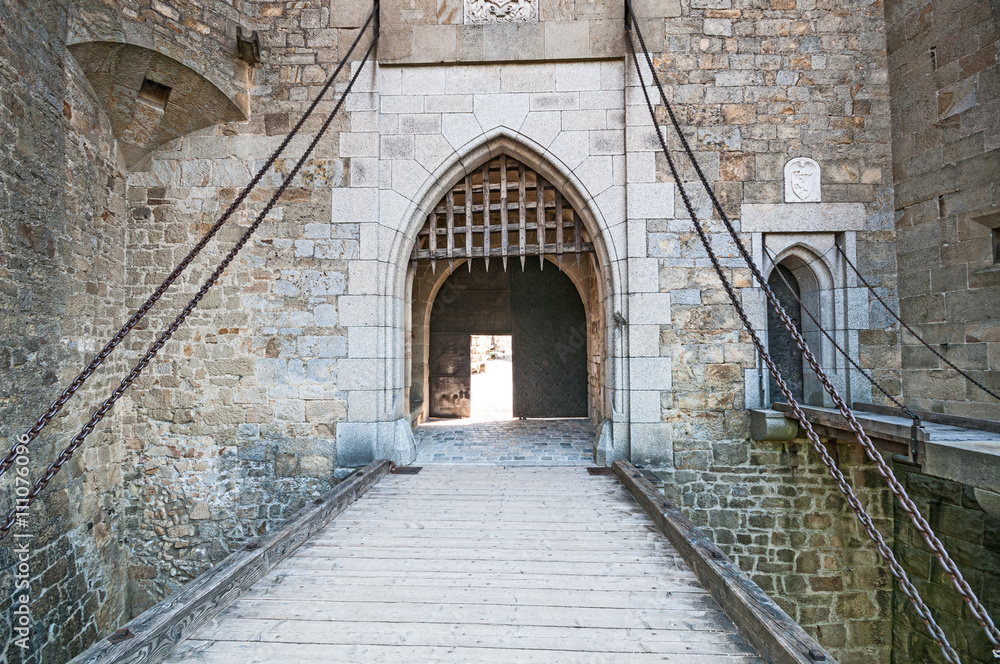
[386,128,624,302]
[390,131,622,428]
[764,243,838,406]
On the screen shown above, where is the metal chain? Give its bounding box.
[625,4,1000,656]
[761,244,920,422]
[0,36,377,541]
[0,6,378,480]
[835,243,1000,402]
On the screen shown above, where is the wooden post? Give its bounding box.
[537,176,545,270]
[482,164,490,271]
[445,189,455,274]
[518,164,527,271]
[500,155,509,271]
[555,189,564,271]
[429,211,437,274]
[574,212,583,267]
[464,174,473,271]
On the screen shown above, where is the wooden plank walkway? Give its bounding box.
[163,466,762,663]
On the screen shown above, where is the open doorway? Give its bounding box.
[403,151,609,465]
[423,260,588,420]
[470,335,513,420]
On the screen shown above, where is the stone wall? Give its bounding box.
[0,0,931,661]
[643,0,901,427]
[886,0,1000,419]
[641,1,901,654]
[890,459,1000,664]
[663,439,894,664]
[116,0,366,612]
[0,1,132,661]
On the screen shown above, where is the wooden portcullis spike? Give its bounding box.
[482,163,491,271]
[429,211,437,273]
[537,175,545,270]
[555,189,564,271]
[464,174,473,272]
[445,189,455,273]
[500,155,509,271]
[574,211,582,267]
[518,164,527,271]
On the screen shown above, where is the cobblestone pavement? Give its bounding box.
[414,418,595,466]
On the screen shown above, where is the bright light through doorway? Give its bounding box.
[469,335,513,421]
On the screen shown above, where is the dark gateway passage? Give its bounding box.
[428,260,587,419]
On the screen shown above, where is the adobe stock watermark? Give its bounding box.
[11,433,33,650]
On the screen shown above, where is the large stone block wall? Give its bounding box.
[0,1,133,661]
[889,460,1000,664]
[886,0,1000,419]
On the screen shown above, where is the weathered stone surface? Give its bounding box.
[748,408,799,441]
[887,0,1000,420]
[1,0,964,662]
[740,203,867,233]
[891,459,1000,664]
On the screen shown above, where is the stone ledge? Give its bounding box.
[749,408,799,441]
[740,202,866,233]
[770,402,1000,495]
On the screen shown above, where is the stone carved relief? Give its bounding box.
[784,157,821,203]
[464,0,537,23]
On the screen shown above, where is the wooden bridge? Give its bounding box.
[73,461,831,664]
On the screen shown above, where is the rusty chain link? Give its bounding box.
[0,6,378,481]
[0,33,378,541]
[626,4,1000,659]
[835,242,1000,403]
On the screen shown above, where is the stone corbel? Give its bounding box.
[749,408,799,442]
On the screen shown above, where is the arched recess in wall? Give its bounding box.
[67,42,248,169]
[764,244,837,407]
[401,145,616,428]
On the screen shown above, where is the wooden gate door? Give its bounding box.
[428,332,472,418]
[428,261,512,418]
[511,262,588,418]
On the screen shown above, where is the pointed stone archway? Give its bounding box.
[407,154,598,424]
[334,129,631,469]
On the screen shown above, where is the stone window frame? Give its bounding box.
[745,231,868,410]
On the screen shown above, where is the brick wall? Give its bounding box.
[886,0,1000,419]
